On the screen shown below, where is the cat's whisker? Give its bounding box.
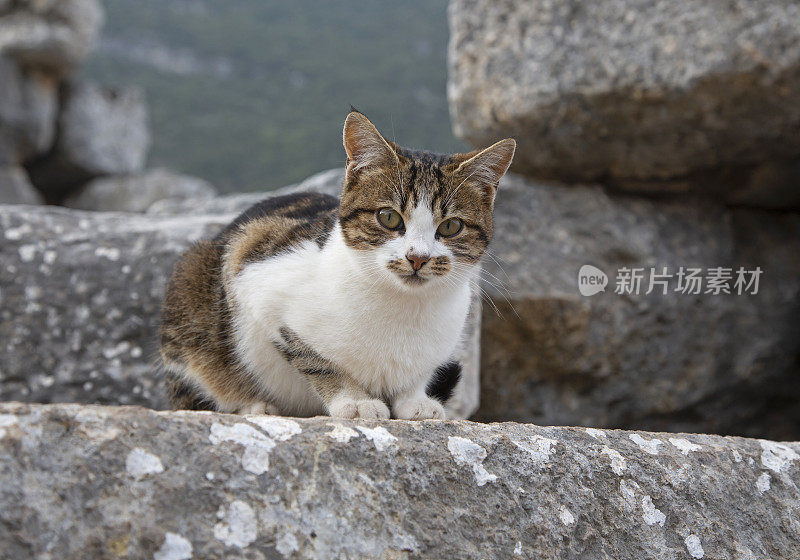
[474,267,512,294]
[449,260,513,297]
[481,248,513,283]
[471,281,504,319]
[445,264,517,320]
[454,264,520,318]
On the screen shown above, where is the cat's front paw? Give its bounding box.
[237,402,281,416]
[393,396,445,420]
[329,397,390,420]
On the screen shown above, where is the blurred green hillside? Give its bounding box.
[83,0,461,193]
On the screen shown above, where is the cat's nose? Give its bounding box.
[406,251,430,271]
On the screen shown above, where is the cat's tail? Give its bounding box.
[426,361,462,404]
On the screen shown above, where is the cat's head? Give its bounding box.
[338,109,515,290]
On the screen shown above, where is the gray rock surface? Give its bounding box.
[63,168,216,213]
[0,165,41,204]
[147,168,345,215]
[0,205,227,409]
[1,402,799,559]
[448,0,800,206]
[0,0,102,74]
[0,55,56,165]
[27,81,150,200]
[0,194,481,418]
[476,174,800,440]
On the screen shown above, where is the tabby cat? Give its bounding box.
[159,109,514,419]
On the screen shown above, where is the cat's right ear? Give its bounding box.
[343,110,399,173]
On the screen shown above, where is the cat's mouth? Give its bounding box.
[398,272,429,285]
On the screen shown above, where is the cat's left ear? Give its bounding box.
[342,110,399,173]
[455,138,516,200]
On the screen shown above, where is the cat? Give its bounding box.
[159,109,515,419]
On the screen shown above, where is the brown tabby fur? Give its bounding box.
[160,193,338,411]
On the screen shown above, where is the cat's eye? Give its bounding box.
[377,208,403,230]
[437,217,463,237]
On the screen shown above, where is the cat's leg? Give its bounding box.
[391,360,462,420]
[309,374,390,419]
[274,326,389,419]
[392,387,446,420]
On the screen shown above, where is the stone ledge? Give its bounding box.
[1,402,798,559]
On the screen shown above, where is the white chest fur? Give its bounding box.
[229,226,475,412]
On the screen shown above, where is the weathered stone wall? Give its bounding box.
[448,0,800,207]
[0,205,227,408]
[477,175,800,440]
[1,403,798,559]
